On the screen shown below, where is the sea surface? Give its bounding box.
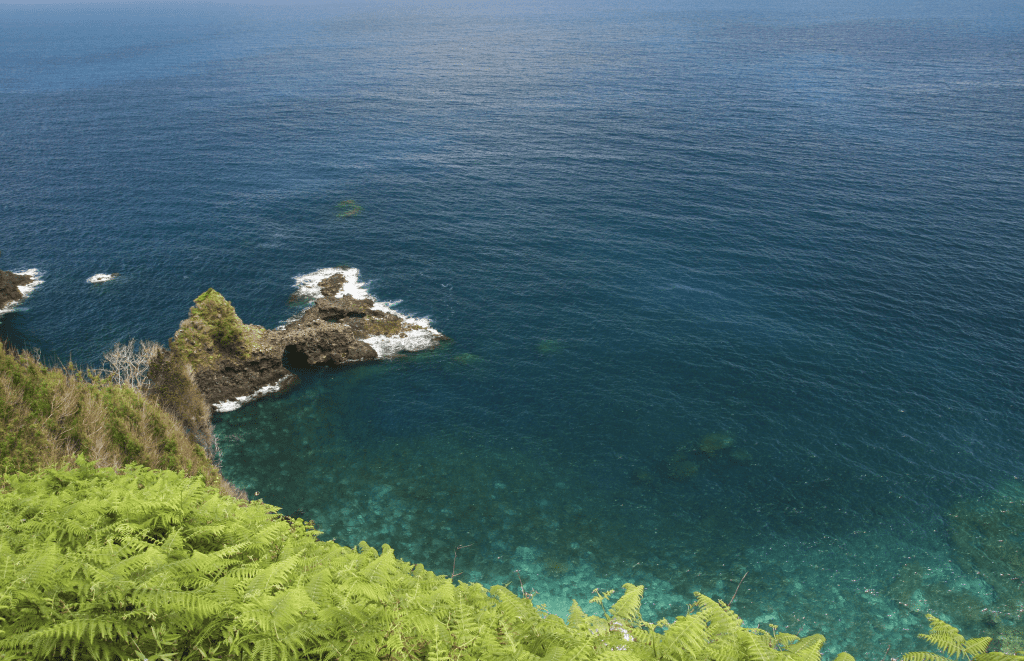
[2,1,1023,657]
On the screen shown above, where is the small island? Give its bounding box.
[154,269,449,412]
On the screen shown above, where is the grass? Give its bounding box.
[0,342,238,497]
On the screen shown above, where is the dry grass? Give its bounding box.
[0,342,237,498]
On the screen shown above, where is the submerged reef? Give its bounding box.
[664,432,751,481]
[946,480,1024,649]
[154,271,447,411]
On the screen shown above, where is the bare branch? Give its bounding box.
[102,339,160,391]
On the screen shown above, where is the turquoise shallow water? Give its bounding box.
[2,1,1023,657]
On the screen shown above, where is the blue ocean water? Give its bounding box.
[2,1,1023,656]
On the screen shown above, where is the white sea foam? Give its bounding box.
[87,273,118,284]
[292,267,443,358]
[292,267,369,300]
[213,377,289,413]
[0,269,43,317]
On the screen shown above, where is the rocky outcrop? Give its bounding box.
[157,272,447,409]
[0,269,33,310]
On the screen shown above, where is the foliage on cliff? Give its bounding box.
[0,342,229,494]
[147,347,217,452]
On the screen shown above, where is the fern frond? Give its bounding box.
[609,584,644,628]
[974,653,1024,661]
[920,615,969,658]
[19,543,61,591]
[833,652,855,661]
[964,638,993,658]
[657,612,712,661]
[569,600,590,630]
[734,628,771,661]
[784,633,826,661]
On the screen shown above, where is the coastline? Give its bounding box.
[0,268,42,317]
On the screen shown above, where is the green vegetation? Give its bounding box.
[147,347,217,454]
[0,343,224,492]
[168,289,263,367]
[903,613,1013,661]
[1,460,1017,661]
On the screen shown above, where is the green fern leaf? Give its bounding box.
[609,584,644,628]
[964,638,993,658]
[920,615,969,658]
[569,600,590,630]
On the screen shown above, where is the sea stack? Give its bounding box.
[153,270,447,412]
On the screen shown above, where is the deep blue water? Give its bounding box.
[2,1,1023,656]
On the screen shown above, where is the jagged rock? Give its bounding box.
[0,269,32,309]
[157,276,445,409]
[280,320,377,366]
[318,273,347,298]
[297,295,376,323]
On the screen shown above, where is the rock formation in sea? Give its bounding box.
[154,271,448,411]
[0,268,34,310]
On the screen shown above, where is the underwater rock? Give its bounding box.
[665,432,742,481]
[0,268,33,309]
[667,455,699,481]
[698,433,734,456]
[157,273,447,410]
[452,353,483,366]
[537,339,562,354]
[87,273,119,284]
[728,448,754,464]
[947,480,1024,622]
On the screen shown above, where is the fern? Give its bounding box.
[609,583,645,628]
[904,615,995,661]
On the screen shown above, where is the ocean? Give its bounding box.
[2,1,1022,657]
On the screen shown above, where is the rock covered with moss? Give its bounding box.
[159,288,290,408]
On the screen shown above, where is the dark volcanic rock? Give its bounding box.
[279,320,377,366]
[318,273,347,298]
[189,342,294,406]
[0,269,32,309]
[297,295,376,324]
